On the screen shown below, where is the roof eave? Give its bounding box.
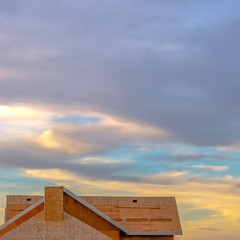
[128,231,183,236]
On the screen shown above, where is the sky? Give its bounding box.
[0,0,240,239]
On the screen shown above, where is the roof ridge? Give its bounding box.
[63,187,129,234]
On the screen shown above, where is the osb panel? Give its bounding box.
[0,203,44,237]
[63,193,119,239]
[0,211,112,240]
[81,196,181,233]
[100,230,120,240]
[81,196,176,206]
[121,236,173,240]
[4,194,181,236]
[6,195,43,221]
[7,195,43,205]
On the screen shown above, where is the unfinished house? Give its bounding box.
[0,186,182,240]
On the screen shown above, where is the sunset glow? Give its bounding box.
[0,1,240,239]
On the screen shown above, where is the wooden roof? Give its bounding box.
[80,196,182,234]
[2,187,182,236]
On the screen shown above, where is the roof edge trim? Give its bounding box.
[63,187,129,234]
[0,197,45,231]
[128,231,182,236]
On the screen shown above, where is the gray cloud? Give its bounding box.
[1,137,239,186]
[149,153,240,162]
[1,0,240,147]
[0,141,139,182]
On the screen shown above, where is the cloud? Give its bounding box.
[0,104,54,138]
[0,143,139,182]
[172,154,229,162]
[0,1,240,147]
[150,152,240,163]
[37,115,169,155]
[192,165,229,171]
[0,103,169,163]
[216,144,240,152]
[199,228,219,231]
[145,171,189,185]
[0,105,37,117]
[25,169,75,181]
[1,2,240,239]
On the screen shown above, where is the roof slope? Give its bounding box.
[0,198,44,237]
[80,196,182,235]
[0,187,182,237]
[63,187,128,233]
